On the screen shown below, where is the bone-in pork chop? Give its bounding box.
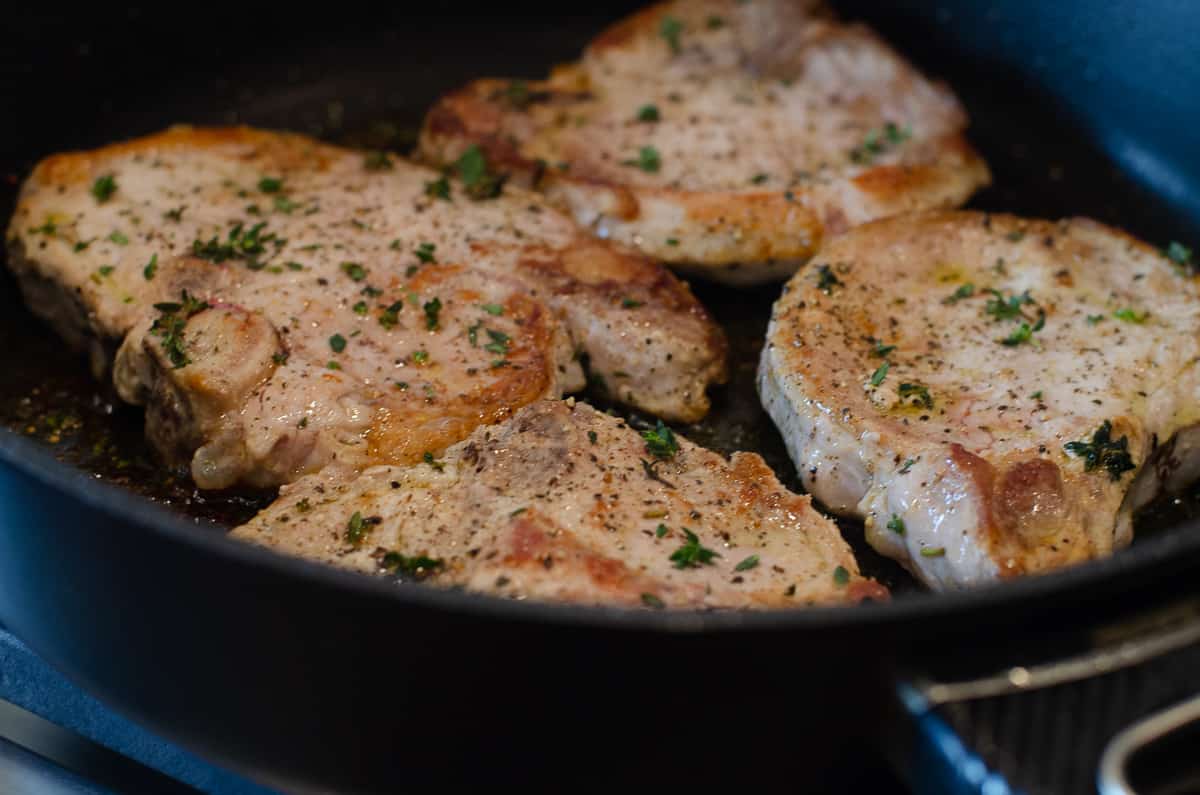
[233,399,887,608]
[7,126,726,489]
[419,0,990,284]
[759,211,1200,588]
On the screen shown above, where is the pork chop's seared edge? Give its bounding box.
[759,210,1200,589]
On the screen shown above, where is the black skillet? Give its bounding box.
[1,2,1198,791]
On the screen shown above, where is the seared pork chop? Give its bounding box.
[7,126,726,489]
[759,211,1200,588]
[234,399,886,608]
[419,0,989,285]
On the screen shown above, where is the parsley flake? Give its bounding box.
[637,104,660,122]
[381,552,444,579]
[341,262,367,281]
[669,528,719,569]
[833,565,850,585]
[641,593,666,609]
[329,334,347,353]
[142,253,158,280]
[454,145,506,199]
[91,174,117,203]
[423,297,442,330]
[623,145,662,173]
[415,242,437,263]
[641,419,679,459]
[869,361,890,387]
[886,515,906,535]
[659,15,683,53]
[1064,420,1136,481]
[1114,308,1148,324]
[734,555,759,572]
[257,177,283,193]
[364,151,394,171]
[424,176,451,201]
[942,283,975,304]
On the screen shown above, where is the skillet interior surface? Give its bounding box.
[1,1,1199,605]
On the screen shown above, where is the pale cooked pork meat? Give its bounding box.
[233,399,887,608]
[419,0,990,285]
[758,211,1200,588]
[7,126,727,489]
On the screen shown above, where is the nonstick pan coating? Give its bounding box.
[1,2,1198,791]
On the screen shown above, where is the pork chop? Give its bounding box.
[419,0,990,285]
[233,399,886,608]
[7,126,727,489]
[758,211,1200,588]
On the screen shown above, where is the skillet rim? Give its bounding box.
[3,422,1198,634]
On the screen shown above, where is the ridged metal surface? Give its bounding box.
[936,641,1200,795]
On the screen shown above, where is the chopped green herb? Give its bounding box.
[1006,230,1026,242]
[73,239,93,252]
[669,528,718,569]
[641,419,679,459]
[655,523,669,538]
[272,352,289,365]
[621,297,643,309]
[734,555,759,572]
[415,242,437,263]
[423,297,442,330]
[833,565,850,585]
[352,301,368,315]
[345,511,372,545]
[91,174,117,203]
[364,151,393,171]
[1086,314,1105,325]
[1064,420,1136,481]
[329,334,346,353]
[422,451,445,472]
[142,253,158,280]
[886,515,906,535]
[327,360,342,370]
[659,15,683,53]
[108,231,129,245]
[666,238,679,246]
[424,176,452,201]
[641,592,666,609]
[849,122,911,164]
[1114,308,1148,324]
[381,551,444,579]
[149,290,208,368]
[750,173,768,185]
[636,104,660,122]
[192,221,277,266]
[412,350,430,364]
[28,219,56,236]
[379,301,404,329]
[481,303,504,316]
[869,361,890,387]
[483,328,511,355]
[454,145,506,199]
[1166,240,1194,273]
[623,145,661,173]
[164,206,186,222]
[341,262,367,281]
[273,195,298,213]
[999,311,1045,346]
[898,458,916,474]
[816,264,842,294]
[897,382,934,410]
[984,288,1034,322]
[942,283,975,304]
[871,340,896,358]
[920,547,946,558]
[257,177,283,193]
[97,265,114,277]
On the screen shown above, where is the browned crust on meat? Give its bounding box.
[31,126,341,187]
